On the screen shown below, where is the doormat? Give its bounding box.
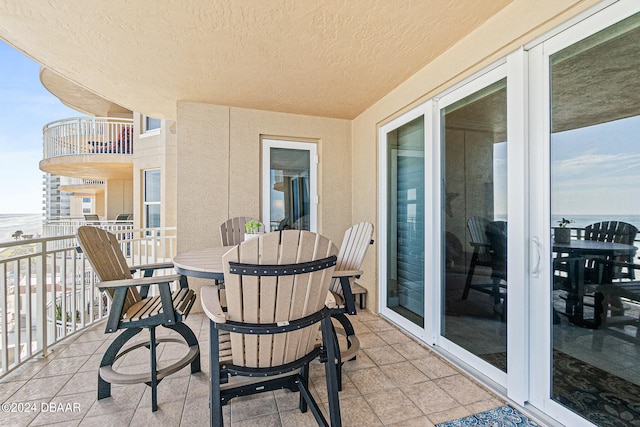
[436,405,538,427]
[553,349,640,427]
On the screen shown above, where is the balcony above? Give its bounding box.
[58,178,105,194]
[39,117,134,180]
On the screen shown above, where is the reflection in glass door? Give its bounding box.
[440,76,508,372]
[548,12,640,424]
[385,116,425,327]
[262,139,317,232]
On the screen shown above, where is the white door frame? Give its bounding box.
[261,138,318,232]
[434,63,511,388]
[528,1,640,425]
[378,101,433,341]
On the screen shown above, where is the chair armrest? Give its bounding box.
[333,269,363,278]
[131,262,175,273]
[96,274,183,291]
[201,285,226,323]
[470,242,491,249]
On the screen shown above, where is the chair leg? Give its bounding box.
[321,317,342,427]
[299,363,309,413]
[149,326,158,412]
[462,253,479,300]
[209,320,224,427]
[98,327,142,400]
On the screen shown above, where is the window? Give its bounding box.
[144,169,161,229]
[261,139,318,232]
[144,116,161,133]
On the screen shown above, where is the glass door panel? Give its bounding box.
[386,116,425,327]
[441,78,508,372]
[262,139,317,232]
[548,12,640,424]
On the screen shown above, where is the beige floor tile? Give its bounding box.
[360,318,397,332]
[465,397,504,414]
[323,394,382,427]
[0,379,26,402]
[235,413,282,427]
[57,371,97,396]
[180,395,210,427]
[410,354,459,379]
[312,373,361,403]
[139,374,190,408]
[279,408,320,427]
[401,380,459,414]
[230,391,279,421]
[342,351,376,372]
[79,409,136,427]
[387,415,435,427]
[29,391,96,426]
[274,388,303,412]
[377,329,413,345]
[130,399,184,426]
[362,345,406,366]
[393,340,432,360]
[363,388,423,425]
[347,366,397,394]
[427,405,472,425]
[357,332,387,349]
[9,375,71,401]
[435,374,492,405]
[379,361,430,387]
[84,383,145,417]
[34,355,89,379]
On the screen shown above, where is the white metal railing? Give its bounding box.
[0,227,176,378]
[60,177,105,186]
[43,219,134,240]
[42,117,134,159]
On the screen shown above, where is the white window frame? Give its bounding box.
[143,169,161,231]
[261,139,318,232]
[142,116,161,135]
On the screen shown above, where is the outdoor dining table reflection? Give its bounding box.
[553,239,637,327]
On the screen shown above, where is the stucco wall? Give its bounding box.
[177,103,351,311]
[351,0,602,312]
[132,113,178,230]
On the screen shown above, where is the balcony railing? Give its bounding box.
[0,227,176,378]
[42,117,134,159]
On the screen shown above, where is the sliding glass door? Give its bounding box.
[437,66,509,379]
[530,3,640,425]
[379,105,429,335]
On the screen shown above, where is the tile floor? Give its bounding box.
[0,310,512,426]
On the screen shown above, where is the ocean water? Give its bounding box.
[551,214,640,229]
[0,214,42,243]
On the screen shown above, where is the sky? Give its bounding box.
[551,115,640,220]
[0,41,80,214]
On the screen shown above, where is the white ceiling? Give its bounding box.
[0,1,512,120]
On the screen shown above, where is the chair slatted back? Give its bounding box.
[77,226,140,311]
[467,216,492,264]
[220,216,263,246]
[329,222,374,297]
[222,230,337,368]
[584,221,638,244]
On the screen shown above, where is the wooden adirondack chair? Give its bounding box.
[462,216,495,300]
[202,230,342,427]
[219,216,263,246]
[76,226,200,412]
[325,222,374,386]
[584,221,638,282]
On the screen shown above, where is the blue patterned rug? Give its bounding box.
[436,405,538,427]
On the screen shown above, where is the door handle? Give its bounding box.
[531,236,541,277]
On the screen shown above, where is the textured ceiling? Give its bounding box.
[0,1,511,120]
